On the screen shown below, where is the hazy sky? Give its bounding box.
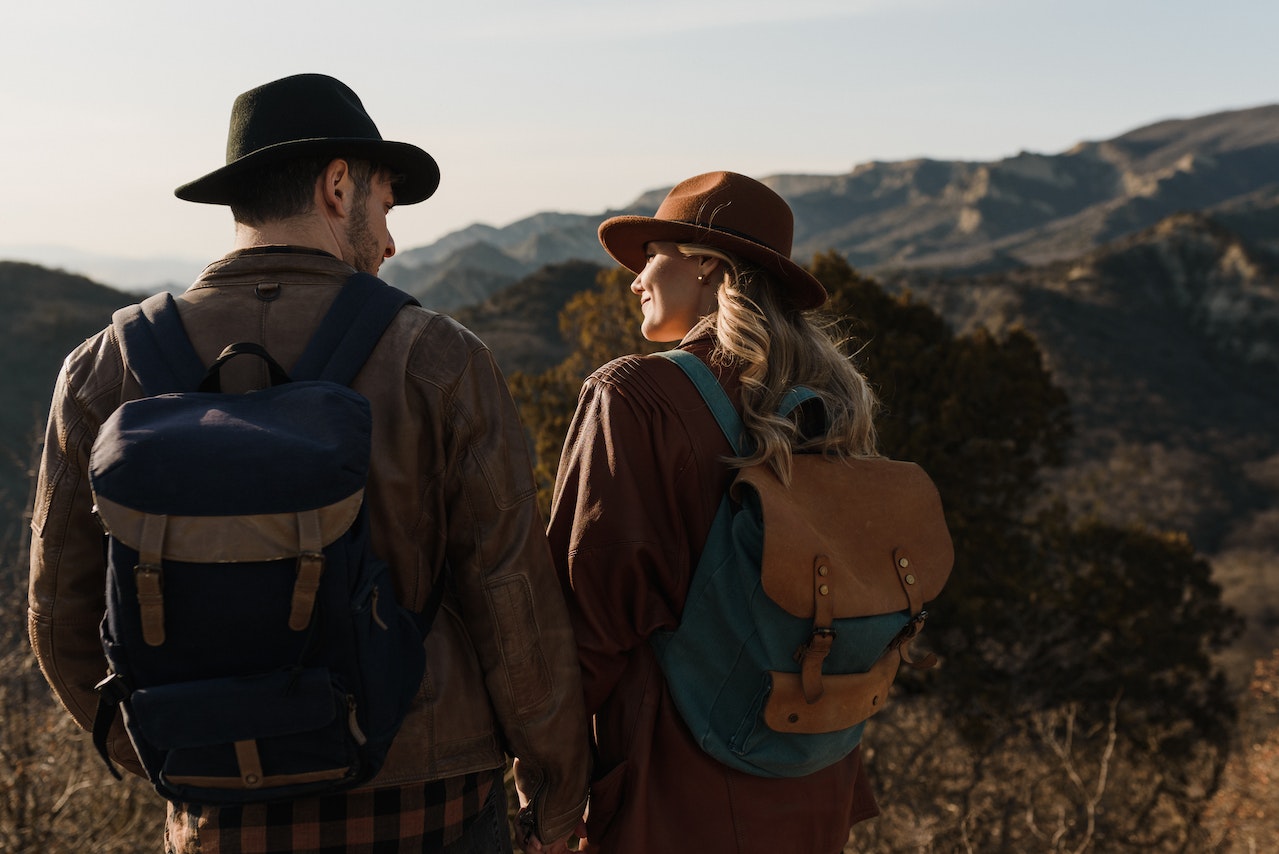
[3,0,1276,267]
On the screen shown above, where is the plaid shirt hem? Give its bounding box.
[164,769,500,853]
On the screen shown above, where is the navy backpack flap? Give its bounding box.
[650,349,954,778]
[90,275,442,805]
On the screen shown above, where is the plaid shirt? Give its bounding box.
[164,770,499,853]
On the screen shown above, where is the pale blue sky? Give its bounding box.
[3,0,1275,267]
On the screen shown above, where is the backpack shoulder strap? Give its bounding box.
[292,272,420,385]
[111,293,207,396]
[657,349,745,454]
[656,349,821,455]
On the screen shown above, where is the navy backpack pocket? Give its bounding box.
[128,668,358,804]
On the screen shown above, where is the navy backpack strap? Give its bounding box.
[292,272,420,385]
[657,349,820,455]
[291,272,439,627]
[111,293,207,396]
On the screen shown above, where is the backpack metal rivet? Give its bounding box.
[898,557,910,569]
[818,564,829,577]
[872,695,880,706]
[788,713,799,723]
[905,574,916,585]
[819,584,830,596]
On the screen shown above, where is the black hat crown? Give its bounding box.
[175,74,439,206]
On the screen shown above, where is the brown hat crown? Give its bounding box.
[598,171,827,309]
[175,74,440,207]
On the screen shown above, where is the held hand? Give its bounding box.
[515,807,587,853]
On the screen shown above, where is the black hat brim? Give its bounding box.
[174,137,440,206]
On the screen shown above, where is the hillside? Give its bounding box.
[888,213,1278,551]
[381,103,1279,310]
[450,259,605,376]
[0,263,133,515]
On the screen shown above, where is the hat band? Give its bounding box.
[671,219,780,254]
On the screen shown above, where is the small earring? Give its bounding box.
[697,275,704,281]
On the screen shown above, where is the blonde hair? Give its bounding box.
[677,243,879,485]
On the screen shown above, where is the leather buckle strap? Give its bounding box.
[136,512,168,646]
[134,563,166,647]
[289,553,325,631]
[793,553,839,703]
[234,740,265,789]
[288,510,325,631]
[795,627,837,704]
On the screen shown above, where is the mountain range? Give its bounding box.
[380,103,1279,309]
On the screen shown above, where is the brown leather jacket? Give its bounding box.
[548,322,878,853]
[27,247,589,841]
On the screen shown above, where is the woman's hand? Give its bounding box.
[515,808,587,853]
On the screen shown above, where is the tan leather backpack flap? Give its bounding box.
[733,456,953,620]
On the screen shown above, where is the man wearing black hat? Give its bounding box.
[28,74,589,853]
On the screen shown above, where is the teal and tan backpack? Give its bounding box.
[651,349,954,778]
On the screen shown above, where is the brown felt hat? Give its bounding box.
[175,74,440,206]
[598,171,827,309]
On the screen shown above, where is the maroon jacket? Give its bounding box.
[548,322,879,853]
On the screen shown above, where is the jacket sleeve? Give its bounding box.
[546,363,714,718]
[27,333,145,776]
[441,343,590,842]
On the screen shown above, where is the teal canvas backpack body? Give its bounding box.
[650,349,954,778]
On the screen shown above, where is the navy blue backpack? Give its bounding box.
[651,349,954,778]
[90,274,441,805]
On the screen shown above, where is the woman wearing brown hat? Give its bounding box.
[546,172,881,852]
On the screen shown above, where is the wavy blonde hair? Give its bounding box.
[677,243,879,485]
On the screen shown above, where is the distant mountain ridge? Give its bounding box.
[382,103,1279,309]
[0,246,204,294]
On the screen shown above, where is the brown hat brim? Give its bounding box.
[598,215,827,310]
[174,138,440,206]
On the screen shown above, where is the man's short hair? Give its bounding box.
[229,157,398,225]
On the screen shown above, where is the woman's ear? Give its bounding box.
[697,255,724,282]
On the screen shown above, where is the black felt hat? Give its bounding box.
[175,74,440,206]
